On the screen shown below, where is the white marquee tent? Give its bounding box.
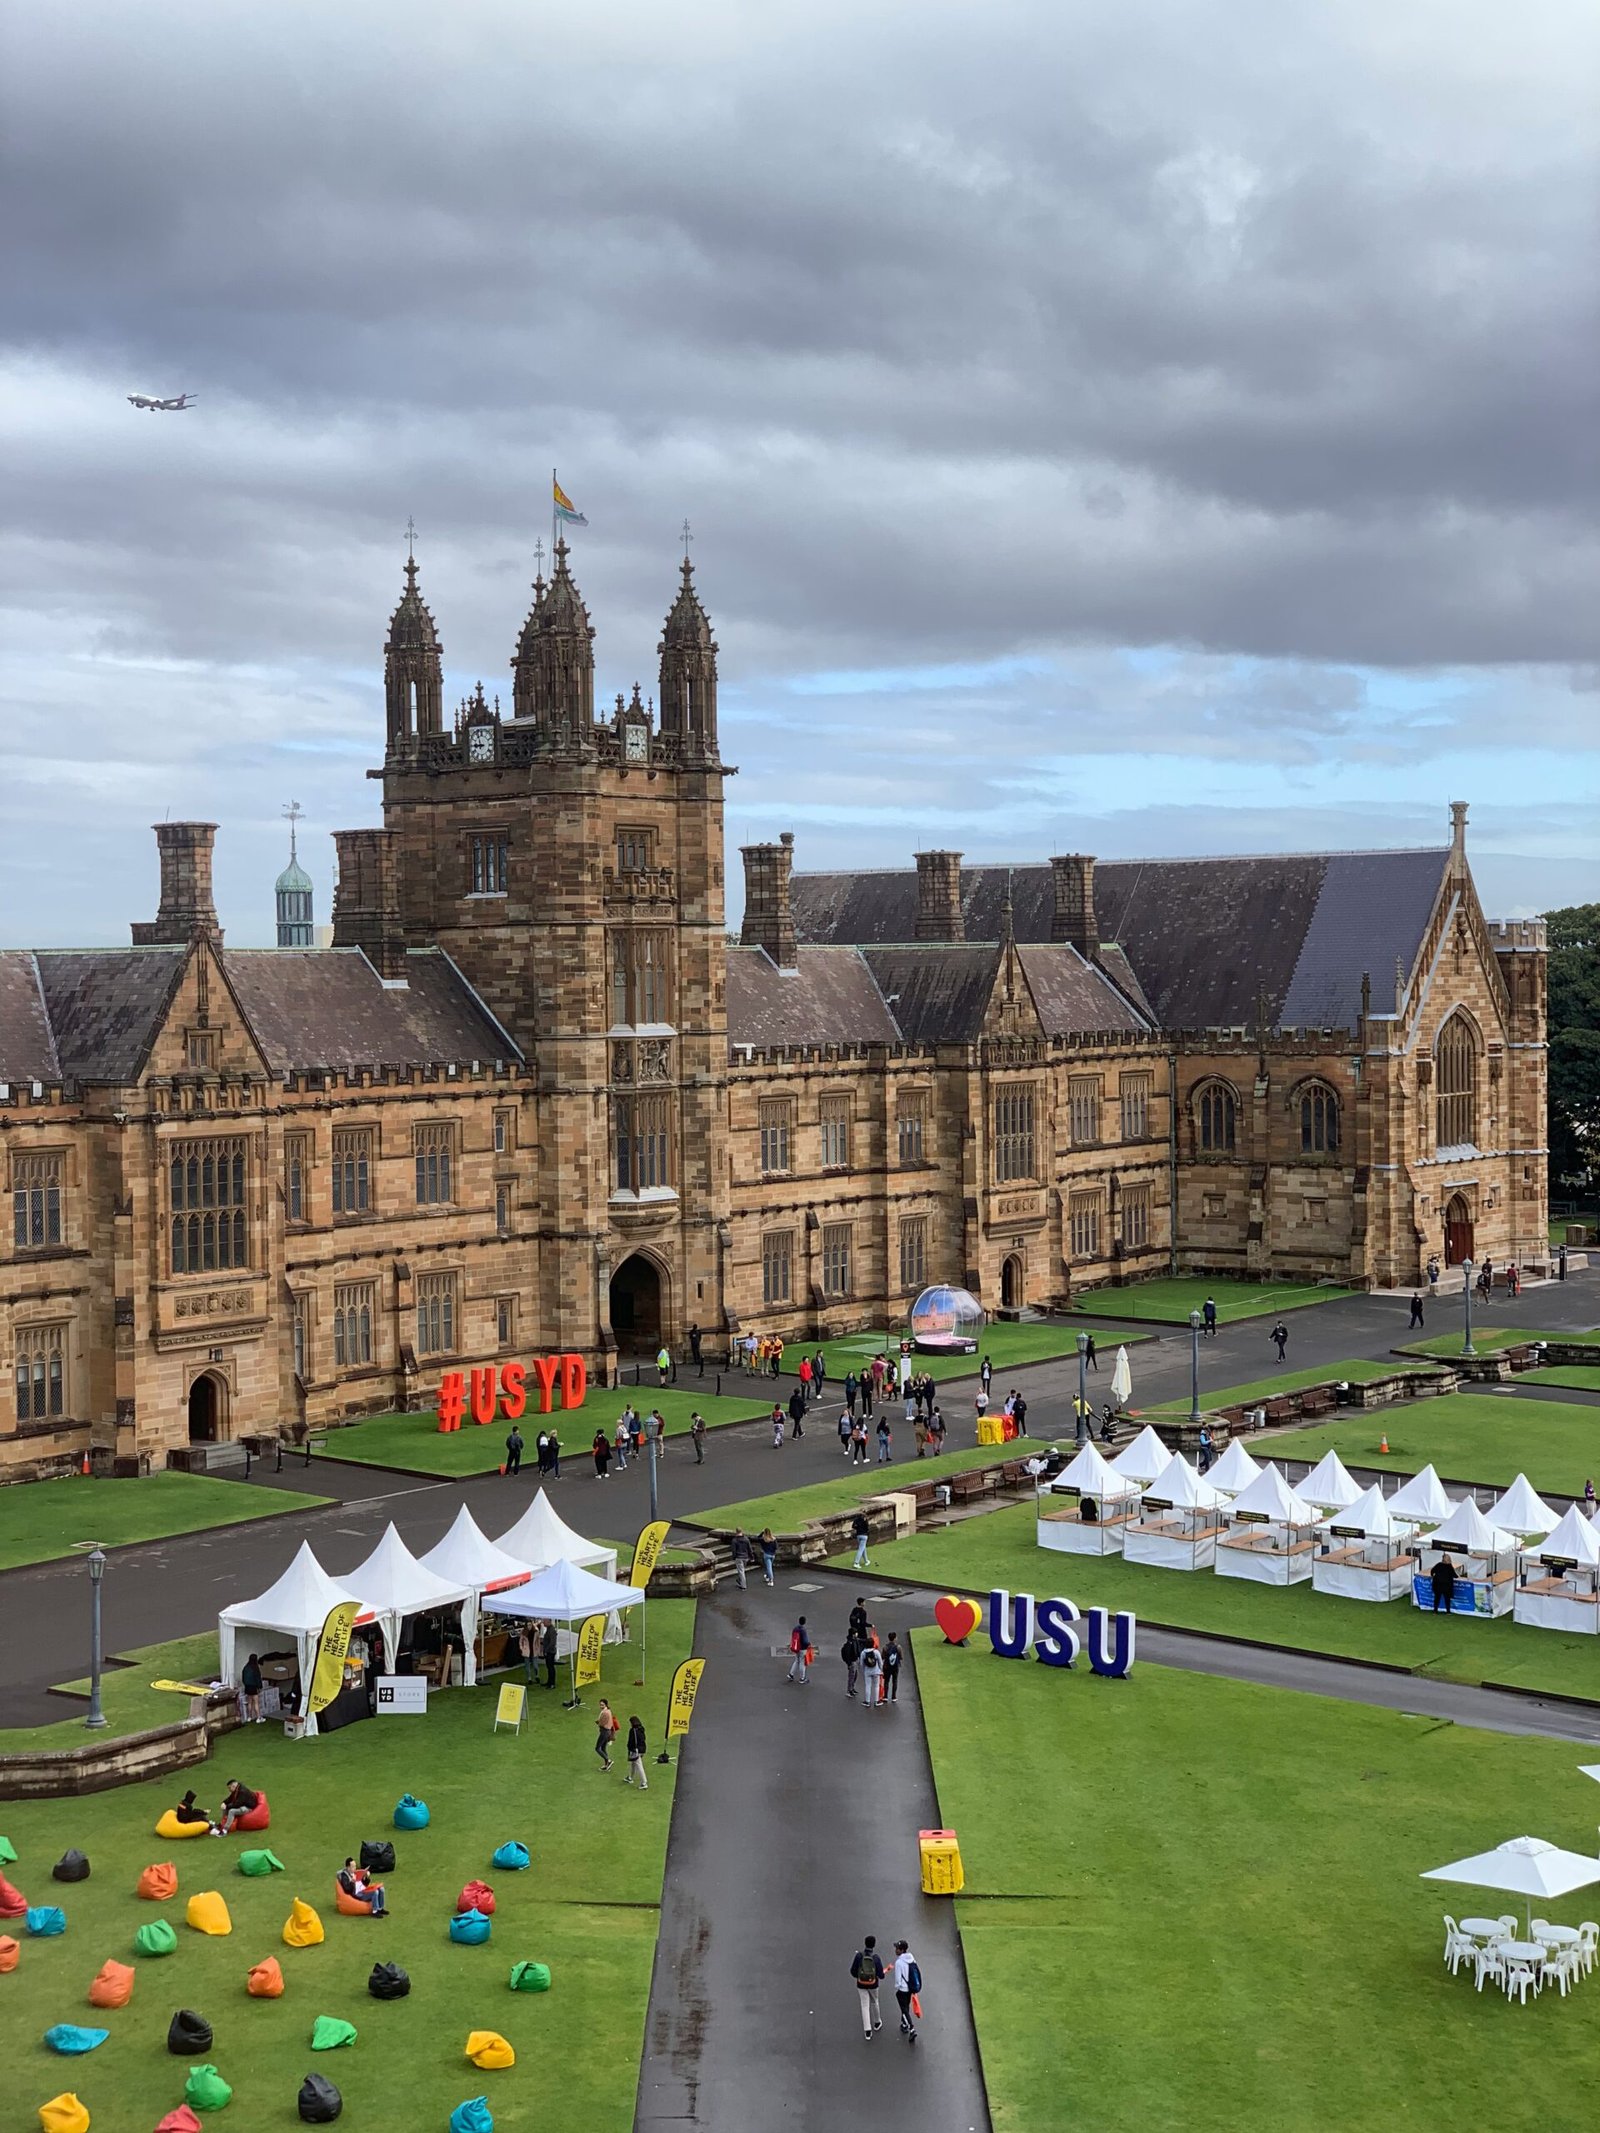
[418,1507,532,1684]
[1123,1451,1226,1571]
[1110,1424,1171,1486]
[342,1524,473,1685]
[487,1556,648,1695]
[1038,1441,1140,1556]
[1206,1439,1263,1497]
[1415,1496,1519,1618]
[1313,1481,1417,1602]
[1216,1461,1319,1585]
[1515,1504,1600,1636]
[495,1489,619,1581]
[218,1542,372,1736]
[1385,1464,1456,1526]
[1487,1474,1558,1540]
[1296,1449,1362,1513]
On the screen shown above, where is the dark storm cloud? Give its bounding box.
[1,0,1596,942]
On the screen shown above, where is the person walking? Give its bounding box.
[1430,1552,1458,1614]
[689,1322,703,1371]
[914,1411,929,1458]
[850,1416,870,1466]
[771,1403,786,1449]
[1409,1292,1425,1329]
[813,1351,827,1402]
[839,1403,854,1457]
[979,1354,993,1397]
[798,1354,813,1406]
[882,1631,902,1703]
[592,1428,612,1480]
[656,1344,671,1387]
[851,1935,886,2038]
[927,1406,946,1454]
[595,1698,620,1770]
[892,1941,922,2040]
[1202,1296,1218,1338]
[1084,1333,1098,1371]
[1584,1478,1597,1521]
[841,1631,860,1698]
[536,1429,551,1475]
[1270,1319,1289,1362]
[650,1408,667,1457]
[787,1616,812,1684]
[1197,1424,1214,1474]
[974,1386,990,1434]
[851,1509,871,1570]
[541,1617,558,1689]
[1427,1255,1441,1293]
[759,1527,778,1585]
[547,1427,561,1478]
[789,1384,807,1439]
[625,1713,649,1787]
[690,1411,707,1464]
[730,1527,753,1588]
[859,1638,883,1708]
[504,1423,524,1477]
[877,1412,893,1463]
[844,1370,859,1418]
[613,1415,631,1470]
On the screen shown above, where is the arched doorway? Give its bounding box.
[1444,1194,1474,1268]
[187,1372,225,1444]
[610,1255,663,1355]
[1000,1255,1024,1310]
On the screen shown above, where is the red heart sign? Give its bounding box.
[934,1594,981,1645]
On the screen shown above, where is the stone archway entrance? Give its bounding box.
[1444,1194,1474,1268]
[1000,1254,1024,1310]
[610,1255,664,1356]
[187,1371,226,1444]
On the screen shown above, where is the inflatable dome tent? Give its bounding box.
[909,1286,984,1355]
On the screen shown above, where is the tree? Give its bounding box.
[1545,903,1600,1196]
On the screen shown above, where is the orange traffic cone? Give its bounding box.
[1378,1433,1390,1455]
[80,1451,91,1476]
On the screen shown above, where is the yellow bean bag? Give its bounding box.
[465,2029,516,2070]
[155,1812,211,1842]
[185,1891,232,1937]
[283,1899,324,1950]
[38,2098,90,2133]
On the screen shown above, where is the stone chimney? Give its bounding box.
[332,828,407,982]
[1050,853,1099,958]
[914,850,964,941]
[740,832,798,971]
[1449,799,1469,868]
[131,822,223,946]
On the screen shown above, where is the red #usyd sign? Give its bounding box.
[436,1355,587,1431]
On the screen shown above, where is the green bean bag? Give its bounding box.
[449,2101,493,2133]
[448,1909,491,1946]
[26,1905,67,1936]
[44,2024,108,2054]
[509,1960,551,1992]
[237,1850,284,1878]
[490,1842,528,1872]
[136,1918,179,1956]
[392,1795,429,1831]
[184,2064,234,2113]
[311,2015,357,2051]
[0,1834,17,1865]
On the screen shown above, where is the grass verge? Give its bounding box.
[1525,1367,1600,1393]
[1260,1390,1600,1500]
[683,1437,1040,1537]
[1069,1275,1349,1323]
[1148,1357,1433,1413]
[1399,1327,1587,1358]
[820,1320,1150,1384]
[315,1385,769,1476]
[0,1472,330,1573]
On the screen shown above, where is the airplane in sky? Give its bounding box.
[127,392,196,411]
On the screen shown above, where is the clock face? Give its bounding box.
[468,724,494,762]
[623,724,648,763]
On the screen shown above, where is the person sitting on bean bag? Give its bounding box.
[215,1779,263,1836]
[155,1794,213,1842]
[335,1858,388,1918]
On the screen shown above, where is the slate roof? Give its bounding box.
[0,953,61,1083]
[860,945,1000,1045]
[727,945,900,1049]
[35,949,186,1082]
[1015,944,1149,1037]
[224,950,520,1071]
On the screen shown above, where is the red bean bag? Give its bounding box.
[137,1863,179,1902]
[456,1880,495,1918]
[156,2109,204,2133]
[0,1874,26,1919]
[87,1959,135,2008]
[232,1793,271,1834]
[0,1934,18,1972]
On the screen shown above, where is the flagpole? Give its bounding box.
[551,467,558,566]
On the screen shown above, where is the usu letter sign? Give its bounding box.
[986,1588,1136,1677]
[436,1354,587,1432]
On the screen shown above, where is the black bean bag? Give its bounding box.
[167,2007,214,2055]
[367,1960,411,2001]
[298,2072,343,2123]
[52,1850,90,1884]
[359,1840,396,1875]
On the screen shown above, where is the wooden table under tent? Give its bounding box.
[1514,1504,1600,1635]
[1121,1450,1227,1571]
[1412,1497,1520,1618]
[1036,1441,1143,1556]
[1214,1462,1320,1585]
[1312,1481,1420,1601]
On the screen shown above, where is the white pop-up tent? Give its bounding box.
[1111,1424,1171,1486]
[1487,1473,1558,1541]
[1414,1497,1519,1617]
[1515,1504,1600,1636]
[1422,1835,1600,1936]
[218,1542,372,1737]
[495,1489,619,1581]
[342,1524,473,1687]
[1385,1464,1456,1527]
[1216,1461,1319,1586]
[1206,1439,1263,1498]
[1123,1451,1227,1571]
[1313,1482,1417,1602]
[1038,1441,1141,1557]
[1296,1449,1362,1513]
[418,1507,532,1683]
[487,1556,648,1699]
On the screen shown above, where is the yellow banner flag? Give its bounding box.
[307,1600,361,1714]
[575,1612,606,1688]
[667,1656,705,1740]
[630,1519,672,1590]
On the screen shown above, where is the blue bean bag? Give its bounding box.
[27,1905,67,1936]
[393,1795,430,1831]
[45,2025,109,2054]
[490,1843,528,1873]
[450,2100,493,2133]
[448,1908,491,1946]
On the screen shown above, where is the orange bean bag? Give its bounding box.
[232,1793,271,1834]
[246,1957,285,1998]
[137,1863,178,1902]
[87,1960,134,2009]
[0,1934,18,1972]
[334,1879,380,1918]
[0,1874,27,1918]
[185,1891,232,1937]
[457,1880,496,1917]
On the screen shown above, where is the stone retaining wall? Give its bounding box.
[0,1690,240,1802]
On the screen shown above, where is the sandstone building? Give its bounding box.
[0,542,1548,1477]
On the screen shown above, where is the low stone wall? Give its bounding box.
[0,1691,238,1802]
[687,1454,1039,1566]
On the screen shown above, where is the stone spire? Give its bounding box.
[657,549,719,759]
[384,537,443,748]
[511,536,595,739]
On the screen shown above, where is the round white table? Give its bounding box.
[1495,1939,1545,1966]
[1534,1924,1580,1948]
[1460,1918,1511,1939]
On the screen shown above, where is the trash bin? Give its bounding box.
[918,1828,964,1896]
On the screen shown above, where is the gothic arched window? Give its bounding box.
[1197,1082,1237,1154]
[1435,1015,1477,1148]
[1299,1084,1340,1155]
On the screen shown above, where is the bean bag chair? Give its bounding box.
[44,2025,109,2054]
[87,1960,135,2009]
[246,1958,285,1998]
[0,1934,19,1972]
[183,2065,233,2114]
[186,1892,232,1937]
[27,1906,67,1937]
[310,2014,357,2051]
[237,1851,283,1878]
[37,2096,90,2133]
[457,1881,496,1917]
[297,2074,343,2124]
[138,1863,179,1902]
[508,1961,551,1993]
[0,1834,17,1864]
[282,1900,324,1950]
[392,1795,429,1831]
[448,1909,491,1946]
[168,2008,214,2055]
[464,2029,516,2071]
[332,1879,378,1919]
[155,1812,211,1842]
[367,1961,410,2001]
[358,1841,394,1875]
[155,2112,203,2133]
[0,1874,28,1916]
[136,1920,179,1957]
[231,1794,270,1834]
[490,1842,528,1873]
[449,2102,492,2133]
[53,1851,91,1884]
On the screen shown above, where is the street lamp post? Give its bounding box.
[85,1545,108,1729]
[1075,1331,1089,1443]
[1462,1258,1476,1359]
[1188,1308,1204,1426]
[648,1426,659,1523]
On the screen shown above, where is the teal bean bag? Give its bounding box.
[185,2063,234,2113]
[509,1961,551,1992]
[45,2024,109,2053]
[393,1795,430,1831]
[448,1908,491,1946]
[26,1905,66,1936]
[136,1918,179,1956]
[237,1849,284,1878]
[450,2101,493,2133]
[490,1842,528,1873]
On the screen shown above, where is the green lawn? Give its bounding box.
[0,1472,330,1572]
[683,1437,1040,1537]
[840,1500,1600,1701]
[1525,1366,1600,1393]
[819,1319,1149,1385]
[316,1385,769,1476]
[1149,1357,1433,1414]
[0,1634,227,1756]
[1,1601,694,2133]
[918,1640,1600,2131]
[1400,1327,1585,1358]
[1262,1391,1600,1500]
[1070,1275,1349,1323]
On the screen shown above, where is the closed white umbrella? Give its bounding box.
[1110,1345,1133,1408]
[1421,1835,1600,1935]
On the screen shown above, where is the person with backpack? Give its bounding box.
[881,1631,902,1703]
[787,1616,811,1685]
[841,1631,860,1698]
[851,1934,886,2038]
[851,1510,871,1570]
[858,1638,883,1709]
[624,1713,649,1788]
[892,1940,922,2040]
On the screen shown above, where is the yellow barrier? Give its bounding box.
[918,1827,964,1896]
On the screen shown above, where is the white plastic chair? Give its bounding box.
[1473,1944,1506,1994]
[1442,1914,1473,1975]
[1578,1922,1598,1976]
[1504,1954,1538,2005]
[1544,1943,1581,1997]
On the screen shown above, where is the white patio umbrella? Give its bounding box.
[1110,1345,1133,1408]
[1421,1835,1600,1935]
[1486,1473,1558,1540]
[1297,1449,1362,1513]
[1385,1464,1456,1525]
[1206,1439,1263,1497]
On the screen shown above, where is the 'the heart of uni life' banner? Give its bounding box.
[630,1520,672,1590]
[307,1601,362,1714]
[667,1657,705,1738]
[575,1613,606,1688]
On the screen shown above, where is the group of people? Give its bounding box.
[169,1778,263,1838]
[728,1526,779,1586]
[782,1597,903,1706]
[589,1404,671,1477]
[1424,1254,1524,1299]
[514,1619,562,1687]
[498,1427,566,1478]
[592,1697,651,1785]
[851,1935,924,2042]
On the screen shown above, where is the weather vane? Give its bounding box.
[681,517,694,562]
[282,799,304,861]
[405,515,417,561]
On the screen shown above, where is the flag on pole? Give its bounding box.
[553,476,588,527]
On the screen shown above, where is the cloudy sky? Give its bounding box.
[3,0,1596,944]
